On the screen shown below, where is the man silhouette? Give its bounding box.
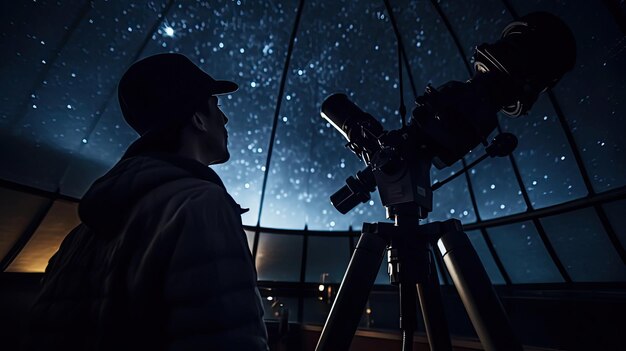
[25,53,269,350]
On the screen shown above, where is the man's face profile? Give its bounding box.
[194,95,230,164]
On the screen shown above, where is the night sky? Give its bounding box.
[1,1,625,282]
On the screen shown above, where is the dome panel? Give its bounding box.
[603,199,626,249]
[469,152,527,220]
[0,188,49,266]
[541,208,626,282]
[305,236,350,284]
[0,1,88,127]
[5,200,79,273]
[466,230,506,285]
[501,96,588,208]
[256,232,303,282]
[487,221,564,284]
[430,166,477,224]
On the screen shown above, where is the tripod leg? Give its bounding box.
[316,227,387,351]
[437,224,522,351]
[416,249,453,351]
[399,283,417,351]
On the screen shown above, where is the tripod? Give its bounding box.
[315,159,523,351]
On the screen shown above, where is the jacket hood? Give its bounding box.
[78,153,227,237]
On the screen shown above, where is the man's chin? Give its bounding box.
[212,151,230,165]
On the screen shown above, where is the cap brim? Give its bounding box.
[212,80,238,95]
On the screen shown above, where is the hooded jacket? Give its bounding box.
[24,153,268,350]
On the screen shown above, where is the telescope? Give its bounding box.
[321,11,576,216]
[316,12,576,351]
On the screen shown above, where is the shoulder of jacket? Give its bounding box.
[152,178,234,212]
[158,177,226,196]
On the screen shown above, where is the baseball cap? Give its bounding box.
[118,52,238,136]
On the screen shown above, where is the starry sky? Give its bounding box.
[0,0,624,235]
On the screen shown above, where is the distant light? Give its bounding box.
[67,104,72,109]
[500,204,506,209]
[164,26,175,37]
[330,221,335,227]
[32,104,37,109]
[267,296,273,301]
[490,184,496,190]
[263,44,272,55]
[82,138,88,144]
[366,308,372,314]
[250,81,256,87]
[244,183,250,189]
[369,200,374,206]
[318,284,325,292]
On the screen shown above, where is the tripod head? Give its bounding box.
[321,12,576,220]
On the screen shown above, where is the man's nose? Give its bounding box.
[223,114,229,125]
